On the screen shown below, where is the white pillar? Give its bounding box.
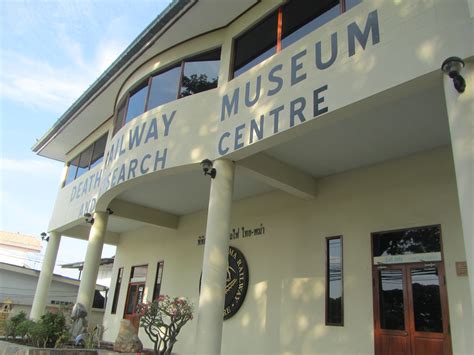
[30,232,61,320]
[443,60,474,309]
[76,211,109,315]
[195,159,235,355]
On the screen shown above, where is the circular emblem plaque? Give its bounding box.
[199,246,249,320]
[224,246,249,320]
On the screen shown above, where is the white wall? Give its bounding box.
[103,146,472,355]
[97,263,113,287]
[48,0,474,231]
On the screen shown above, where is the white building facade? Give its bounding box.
[31,1,473,354]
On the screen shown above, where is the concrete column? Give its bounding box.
[30,232,61,320]
[443,60,474,309]
[195,159,235,355]
[76,211,109,315]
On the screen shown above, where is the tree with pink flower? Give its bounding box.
[137,295,194,355]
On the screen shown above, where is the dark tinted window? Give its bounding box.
[92,290,105,309]
[90,134,107,169]
[180,49,220,97]
[147,66,181,110]
[75,144,93,178]
[114,102,127,134]
[373,226,441,257]
[379,269,405,330]
[111,267,123,314]
[282,0,340,49]
[345,0,362,11]
[125,84,148,124]
[152,261,164,300]
[63,134,109,186]
[326,236,343,325]
[233,10,278,77]
[65,156,79,186]
[232,0,356,77]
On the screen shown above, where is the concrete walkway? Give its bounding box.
[0,340,120,355]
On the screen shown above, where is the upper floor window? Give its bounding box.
[125,83,148,124]
[180,49,220,97]
[148,66,181,111]
[232,0,361,77]
[64,133,108,186]
[233,10,278,78]
[114,48,221,135]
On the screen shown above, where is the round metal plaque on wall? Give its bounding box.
[224,246,249,320]
[199,246,249,320]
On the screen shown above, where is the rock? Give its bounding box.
[71,303,88,338]
[113,319,143,353]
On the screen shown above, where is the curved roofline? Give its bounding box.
[32,0,194,154]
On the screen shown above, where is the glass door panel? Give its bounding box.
[410,267,443,333]
[125,284,137,315]
[136,284,145,306]
[379,268,406,330]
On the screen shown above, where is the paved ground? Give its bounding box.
[0,340,123,354]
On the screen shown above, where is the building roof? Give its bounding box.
[31,0,258,161]
[0,262,108,291]
[61,256,115,270]
[0,231,42,252]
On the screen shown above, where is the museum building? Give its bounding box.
[30,0,473,354]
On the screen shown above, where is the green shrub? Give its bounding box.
[29,322,49,348]
[16,319,35,340]
[4,310,68,348]
[4,311,27,339]
[39,311,67,347]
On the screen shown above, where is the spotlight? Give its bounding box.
[200,159,216,179]
[442,56,466,93]
[84,213,95,225]
[40,232,49,242]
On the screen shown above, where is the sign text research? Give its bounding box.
[217,10,380,156]
[68,8,380,219]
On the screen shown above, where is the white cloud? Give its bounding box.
[0,51,88,113]
[0,30,126,114]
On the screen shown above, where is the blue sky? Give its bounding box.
[0,0,171,277]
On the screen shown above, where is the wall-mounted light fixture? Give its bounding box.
[106,208,114,215]
[200,159,216,179]
[40,232,49,242]
[84,213,95,225]
[442,56,466,93]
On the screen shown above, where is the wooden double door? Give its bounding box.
[372,262,452,355]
